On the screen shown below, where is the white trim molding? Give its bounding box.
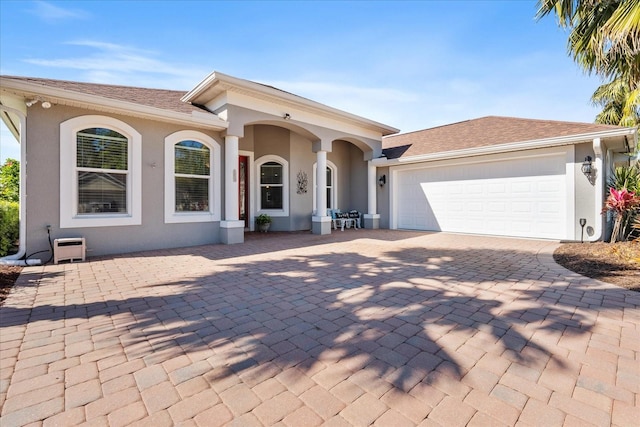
[60,115,142,228]
[164,130,221,223]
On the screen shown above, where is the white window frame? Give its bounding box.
[60,115,141,228]
[164,130,221,223]
[256,155,289,217]
[313,160,338,213]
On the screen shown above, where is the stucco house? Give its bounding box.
[0,72,637,260]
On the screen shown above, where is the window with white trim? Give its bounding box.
[60,116,141,228]
[164,130,220,223]
[76,128,128,215]
[261,162,283,209]
[175,141,210,211]
[313,161,338,212]
[256,155,289,216]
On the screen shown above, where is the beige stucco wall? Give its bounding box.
[573,142,597,241]
[289,132,314,231]
[376,166,391,229]
[24,105,224,258]
[23,107,376,257]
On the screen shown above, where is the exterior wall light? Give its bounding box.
[581,156,593,176]
[283,113,291,120]
[378,174,386,187]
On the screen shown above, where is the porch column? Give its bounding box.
[312,149,332,235]
[220,134,245,244]
[363,160,380,229]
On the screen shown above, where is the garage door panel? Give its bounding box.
[512,220,534,233]
[468,184,483,194]
[512,202,533,213]
[396,154,567,239]
[512,182,532,193]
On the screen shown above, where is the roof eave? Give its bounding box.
[374,127,638,166]
[183,71,400,136]
[0,77,229,131]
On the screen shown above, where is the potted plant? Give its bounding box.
[256,213,272,232]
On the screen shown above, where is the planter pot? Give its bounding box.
[258,223,271,233]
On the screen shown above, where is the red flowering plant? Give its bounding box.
[603,187,640,243]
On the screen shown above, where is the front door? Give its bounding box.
[239,155,249,228]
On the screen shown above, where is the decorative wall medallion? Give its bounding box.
[297,171,308,194]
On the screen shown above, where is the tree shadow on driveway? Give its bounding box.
[4,231,634,406]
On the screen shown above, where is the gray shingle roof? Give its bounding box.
[1,75,206,115]
[382,116,625,159]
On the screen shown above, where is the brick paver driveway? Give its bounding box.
[1,230,638,426]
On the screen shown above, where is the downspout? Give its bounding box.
[0,105,39,265]
[590,137,604,242]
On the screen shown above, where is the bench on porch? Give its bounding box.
[328,209,361,231]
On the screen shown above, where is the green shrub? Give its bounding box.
[0,201,19,256]
[609,164,639,193]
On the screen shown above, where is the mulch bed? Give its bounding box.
[0,265,22,305]
[553,241,640,291]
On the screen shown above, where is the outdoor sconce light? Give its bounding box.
[581,156,593,176]
[283,113,291,120]
[378,174,386,187]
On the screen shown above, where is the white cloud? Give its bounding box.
[24,41,208,89]
[264,79,420,128]
[30,1,88,23]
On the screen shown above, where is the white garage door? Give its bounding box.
[395,153,568,239]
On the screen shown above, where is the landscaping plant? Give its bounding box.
[0,159,20,256]
[0,201,19,256]
[603,187,640,243]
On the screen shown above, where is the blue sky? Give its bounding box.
[1,0,603,163]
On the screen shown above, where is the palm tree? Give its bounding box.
[537,0,639,127]
[592,76,639,127]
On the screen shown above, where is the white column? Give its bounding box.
[368,161,377,215]
[363,161,381,229]
[316,150,327,216]
[225,135,239,221]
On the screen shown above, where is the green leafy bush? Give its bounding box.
[0,201,19,256]
[608,164,639,194]
[0,158,19,203]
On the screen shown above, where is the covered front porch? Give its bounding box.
[180,71,398,244]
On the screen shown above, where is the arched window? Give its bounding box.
[164,130,220,223]
[313,161,338,213]
[60,115,141,228]
[256,155,289,216]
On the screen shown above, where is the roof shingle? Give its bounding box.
[1,75,205,115]
[382,116,624,159]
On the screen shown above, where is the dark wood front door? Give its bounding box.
[239,155,249,228]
